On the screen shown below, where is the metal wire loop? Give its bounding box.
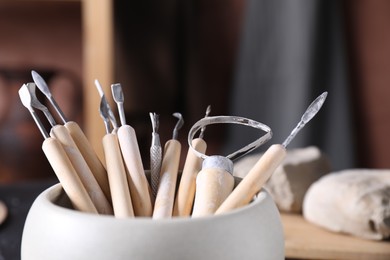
[188,116,272,161]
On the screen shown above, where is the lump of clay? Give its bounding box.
[234,146,331,213]
[303,169,390,240]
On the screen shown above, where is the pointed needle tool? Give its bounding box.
[153,113,183,219]
[32,71,111,202]
[99,97,134,218]
[111,83,152,216]
[19,83,97,214]
[216,92,328,215]
[149,112,162,201]
[174,106,210,217]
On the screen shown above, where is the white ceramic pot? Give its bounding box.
[21,183,284,260]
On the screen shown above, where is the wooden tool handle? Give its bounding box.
[216,144,286,215]
[173,138,207,217]
[117,125,152,216]
[50,125,113,215]
[42,138,98,214]
[192,167,234,217]
[102,134,134,218]
[65,121,111,201]
[153,139,181,219]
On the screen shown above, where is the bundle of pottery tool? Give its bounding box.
[18,70,327,219]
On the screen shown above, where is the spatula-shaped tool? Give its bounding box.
[31,71,111,202]
[216,92,328,215]
[111,83,152,217]
[99,96,134,218]
[19,83,97,214]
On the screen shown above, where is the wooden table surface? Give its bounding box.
[281,213,390,260]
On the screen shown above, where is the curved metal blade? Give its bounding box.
[95,79,118,129]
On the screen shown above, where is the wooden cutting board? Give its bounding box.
[281,213,390,259]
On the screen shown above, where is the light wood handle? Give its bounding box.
[192,167,234,217]
[102,134,134,218]
[117,125,152,217]
[65,121,111,202]
[216,144,286,215]
[42,138,97,214]
[50,125,113,215]
[153,139,181,219]
[173,138,207,217]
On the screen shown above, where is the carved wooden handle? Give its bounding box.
[192,167,234,217]
[42,137,97,214]
[50,125,113,215]
[102,133,134,218]
[216,144,286,215]
[117,125,152,216]
[65,121,111,201]
[153,139,181,219]
[173,138,207,217]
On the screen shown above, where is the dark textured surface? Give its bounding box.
[0,180,56,260]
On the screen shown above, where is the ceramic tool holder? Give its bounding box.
[188,116,272,217]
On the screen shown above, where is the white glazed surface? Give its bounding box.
[21,184,284,260]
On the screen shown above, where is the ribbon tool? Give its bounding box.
[188,116,272,217]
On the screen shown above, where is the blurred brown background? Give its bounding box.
[0,0,390,183]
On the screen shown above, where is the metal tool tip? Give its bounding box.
[18,84,32,109]
[172,112,184,139]
[94,79,104,97]
[199,105,212,139]
[205,105,211,116]
[111,83,124,103]
[150,112,159,133]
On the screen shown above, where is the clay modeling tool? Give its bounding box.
[111,83,152,217]
[24,82,112,215]
[31,71,111,202]
[95,79,118,131]
[173,105,211,217]
[99,96,134,218]
[188,115,273,217]
[216,92,328,215]
[153,113,184,219]
[149,112,162,200]
[19,83,97,213]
